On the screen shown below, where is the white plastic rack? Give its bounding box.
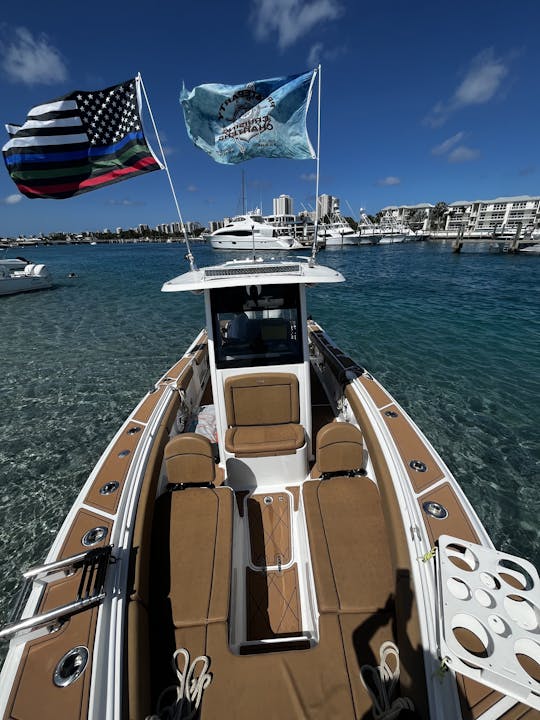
[436,535,540,710]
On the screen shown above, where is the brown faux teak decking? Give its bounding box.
[247,492,292,568]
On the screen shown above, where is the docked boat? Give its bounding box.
[357,212,417,245]
[519,244,540,255]
[317,215,360,246]
[0,257,52,296]
[209,213,304,250]
[1,254,539,720]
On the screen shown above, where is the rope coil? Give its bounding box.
[360,641,415,720]
[146,648,212,720]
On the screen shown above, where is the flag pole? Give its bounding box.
[137,73,197,271]
[310,65,322,266]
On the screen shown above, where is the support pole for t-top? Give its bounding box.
[310,65,322,267]
[138,73,197,271]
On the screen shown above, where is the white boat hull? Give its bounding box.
[321,234,359,246]
[378,234,406,244]
[210,235,304,250]
[0,261,52,295]
[519,243,540,254]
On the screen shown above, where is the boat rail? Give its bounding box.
[0,545,112,640]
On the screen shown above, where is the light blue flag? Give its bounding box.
[180,70,316,164]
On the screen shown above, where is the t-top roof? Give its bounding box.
[161,257,345,292]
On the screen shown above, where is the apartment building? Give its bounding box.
[318,194,339,218]
[273,194,294,216]
[380,203,434,230]
[446,196,540,233]
[382,196,540,233]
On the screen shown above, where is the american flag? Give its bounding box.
[2,77,163,199]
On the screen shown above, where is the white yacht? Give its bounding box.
[317,215,360,246]
[210,213,304,250]
[357,212,417,244]
[1,253,538,720]
[0,257,52,296]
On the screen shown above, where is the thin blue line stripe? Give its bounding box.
[3,131,145,167]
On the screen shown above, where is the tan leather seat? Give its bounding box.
[169,487,233,628]
[313,422,364,477]
[224,373,305,457]
[165,432,215,486]
[303,476,394,613]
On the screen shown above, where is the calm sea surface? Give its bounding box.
[0,241,538,661]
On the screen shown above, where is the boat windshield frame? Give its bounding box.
[210,283,304,369]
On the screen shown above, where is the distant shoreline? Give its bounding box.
[0,236,206,249]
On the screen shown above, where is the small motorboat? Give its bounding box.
[0,255,538,720]
[0,257,52,296]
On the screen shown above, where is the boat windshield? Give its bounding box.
[211,284,303,369]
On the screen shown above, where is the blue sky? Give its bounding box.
[1,0,539,236]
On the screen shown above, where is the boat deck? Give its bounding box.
[142,367,416,720]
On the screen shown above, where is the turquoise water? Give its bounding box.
[0,241,538,652]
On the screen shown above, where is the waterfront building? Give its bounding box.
[380,203,434,231]
[445,196,540,234]
[317,194,336,218]
[273,194,293,216]
[383,196,540,235]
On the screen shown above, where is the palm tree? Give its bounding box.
[430,202,448,230]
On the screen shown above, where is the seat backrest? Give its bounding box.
[316,422,364,475]
[165,433,215,485]
[224,373,299,427]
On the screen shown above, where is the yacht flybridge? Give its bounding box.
[1,256,539,720]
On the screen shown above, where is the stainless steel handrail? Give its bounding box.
[1,545,112,641]
[0,594,106,639]
[22,549,93,579]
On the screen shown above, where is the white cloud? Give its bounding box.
[447,146,480,163]
[306,40,345,67]
[377,176,401,186]
[2,194,23,205]
[251,0,343,49]
[300,172,317,181]
[187,185,198,192]
[308,42,324,67]
[1,27,67,85]
[454,49,508,106]
[425,48,509,127]
[431,132,465,156]
[106,199,144,206]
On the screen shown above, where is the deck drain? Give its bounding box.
[422,500,448,519]
[410,459,427,472]
[99,481,119,495]
[82,526,108,547]
[53,646,89,687]
[263,496,273,505]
